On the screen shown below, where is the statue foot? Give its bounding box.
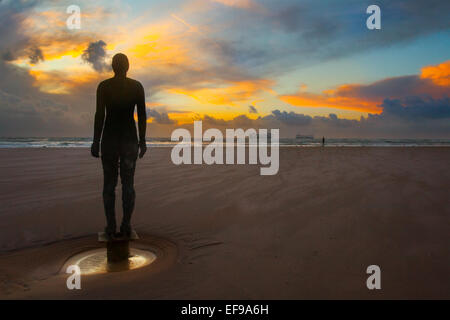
[105,226,116,240]
[119,224,132,238]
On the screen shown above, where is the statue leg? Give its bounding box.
[102,153,119,235]
[119,143,138,235]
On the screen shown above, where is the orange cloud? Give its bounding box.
[120,17,201,75]
[421,60,450,86]
[41,43,87,61]
[11,7,119,65]
[29,69,100,94]
[281,60,450,114]
[280,85,382,113]
[167,111,199,124]
[12,4,272,107]
[145,102,165,108]
[168,79,274,105]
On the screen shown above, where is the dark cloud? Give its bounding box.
[248,105,258,114]
[0,85,89,137]
[0,0,37,60]
[201,114,228,127]
[168,95,450,139]
[272,96,450,137]
[148,109,176,125]
[266,110,312,126]
[0,87,73,136]
[269,0,450,42]
[270,3,340,42]
[28,47,44,64]
[0,60,93,137]
[228,114,255,127]
[378,97,450,120]
[337,75,448,101]
[205,0,450,74]
[81,40,110,72]
[269,96,450,132]
[0,1,111,66]
[198,37,270,70]
[1,50,14,61]
[280,66,449,115]
[312,113,359,129]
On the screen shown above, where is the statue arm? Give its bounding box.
[136,82,147,143]
[93,83,105,144]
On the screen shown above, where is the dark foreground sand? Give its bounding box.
[0,147,449,299]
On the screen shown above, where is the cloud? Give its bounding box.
[280,87,382,113]
[280,60,450,113]
[1,50,14,61]
[378,96,450,121]
[0,0,449,139]
[0,1,112,67]
[81,40,110,72]
[0,61,91,137]
[28,47,44,64]
[164,95,450,139]
[0,0,37,60]
[105,14,275,104]
[148,109,176,125]
[199,0,450,74]
[266,110,312,126]
[248,105,258,113]
[421,60,450,86]
[169,79,274,106]
[272,96,450,137]
[2,53,449,139]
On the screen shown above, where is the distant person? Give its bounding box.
[91,53,147,238]
[322,136,325,147]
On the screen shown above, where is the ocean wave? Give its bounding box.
[0,137,449,148]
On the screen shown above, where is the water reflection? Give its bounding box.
[70,248,156,275]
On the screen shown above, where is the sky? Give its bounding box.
[0,0,449,138]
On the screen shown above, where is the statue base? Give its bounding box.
[98,230,139,263]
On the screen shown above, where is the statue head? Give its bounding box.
[112,53,129,76]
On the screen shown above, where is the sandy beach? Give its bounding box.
[0,147,449,299]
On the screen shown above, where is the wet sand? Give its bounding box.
[0,147,449,299]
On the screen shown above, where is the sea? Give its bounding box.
[0,137,449,148]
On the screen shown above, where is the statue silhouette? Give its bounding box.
[91,53,147,238]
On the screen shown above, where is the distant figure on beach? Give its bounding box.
[322,136,325,147]
[91,53,147,238]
